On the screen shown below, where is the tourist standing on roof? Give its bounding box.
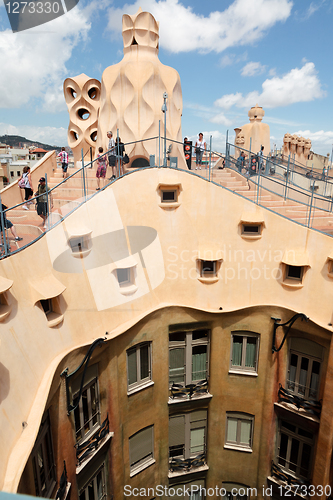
[195,133,206,170]
[115,137,125,177]
[57,147,69,179]
[183,137,192,170]
[0,204,23,242]
[20,166,33,210]
[258,146,264,171]
[35,177,53,229]
[107,131,116,180]
[236,151,246,173]
[96,147,107,190]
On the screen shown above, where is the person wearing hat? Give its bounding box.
[35,177,53,229]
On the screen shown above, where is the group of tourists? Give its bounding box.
[96,131,127,190]
[183,133,207,170]
[236,146,265,175]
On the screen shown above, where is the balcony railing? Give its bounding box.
[169,452,206,472]
[55,461,68,500]
[170,379,208,399]
[271,461,309,487]
[278,384,321,417]
[75,415,109,465]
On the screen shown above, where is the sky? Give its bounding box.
[0,0,332,157]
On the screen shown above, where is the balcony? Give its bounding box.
[75,415,112,469]
[169,379,210,402]
[277,384,321,418]
[169,452,207,475]
[270,461,309,489]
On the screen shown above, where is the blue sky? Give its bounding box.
[0,0,332,157]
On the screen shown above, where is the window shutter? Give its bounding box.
[127,349,137,385]
[169,415,185,447]
[130,426,153,466]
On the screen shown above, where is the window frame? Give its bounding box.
[129,425,155,476]
[225,413,254,452]
[31,412,56,498]
[73,370,101,444]
[79,464,107,500]
[169,410,208,462]
[229,332,259,375]
[161,189,177,203]
[127,342,153,394]
[169,328,210,387]
[287,349,321,400]
[241,223,262,236]
[277,420,314,480]
[286,265,303,281]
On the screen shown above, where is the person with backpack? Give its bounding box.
[57,147,69,179]
[19,166,33,210]
[35,177,53,229]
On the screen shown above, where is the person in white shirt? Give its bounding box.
[107,131,116,180]
[195,133,206,170]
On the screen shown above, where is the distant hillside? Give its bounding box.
[0,135,60,151]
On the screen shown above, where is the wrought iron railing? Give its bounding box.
[55,460,67,500]
[277,384,321,417]
[169,452,206,472]
[271,461,309,487]
[170,379,208,399]
[75,415,109,465]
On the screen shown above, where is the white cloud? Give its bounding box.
[241,61,266,77]
[292,129,333,150]
[0,6,91,110]
[210,113,232,126]
[107,0,293,53]
[215,62,326,109]
[0,123,67,146]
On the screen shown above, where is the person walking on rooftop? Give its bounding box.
[195,133,206,170]
[258,146,264,171]
[115,137,125,177]
[20,166,33,210]
[57,147,69,179]
[35,177,53,229]
[107,131,116,180]
[96,147,107,190]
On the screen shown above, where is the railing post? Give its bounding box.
[284,154,290,201]
[158,120,161,168]
[308,181,315,228]
[81,148,86,201]
[45,173,50,231]
[0,194,8,257]
[117,128,120,177]
[209,136,212,182]
[256,154,261,205]
[225,130,229,167]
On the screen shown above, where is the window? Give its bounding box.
[286,265,303,281]
[169,410,207,462]
[225,413,254,451]
[287,338,322,400]
[129,426,154,475]
[162,190,177,202]
[127,342,152,393]
[31,412,56,498]
[230,333,259,373]
[277,420,314,479]
[40,298,52,315]
[10,171,14,177]
[117,268,131,286]
[200,260,216,277]
[169,328,209,386]
[69,236,90,253]
[79,465,106,500]
[169,480,205,499]
[241,224,261,236]
[72,365,100,442]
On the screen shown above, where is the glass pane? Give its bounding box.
[227,419,237,442]
[298,357,309,396]
[192,345,207,381]
[192,329,209,341]
[288,353,298,391]
[79,492,86,500]
[96,470,103,500]
[169,332,185,343]
[278,432,288,467]
[232,336,243,366]
[37,443,46,494]
[300,443,312,478]
[128,349,137,385]
[90,383,98,426]
[82,388,89,433]
[240,420,251,446]
[281,421,296,433]
[169,348,185,384]
[190,428,205,455]
[117,268,129,284]
[88,480,95,500]
[289,438,300,472]
[140,345,149,380]
[245,337,256,368]
[309,361,320,399]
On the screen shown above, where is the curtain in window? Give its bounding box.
[192,346,206,381]
[240,420,251,446]
[169,348,185,384]
[232,337,242,366]
[190,428,205,455]
[299,357,309,395]
[245,339,256,368]
[127,349,137,385]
